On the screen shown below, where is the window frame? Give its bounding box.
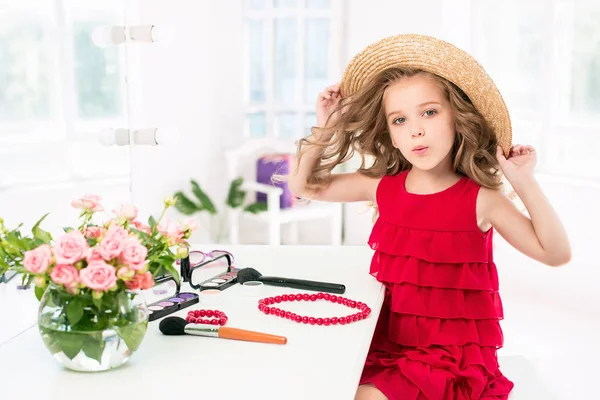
[469,0,600,181]
[242,0,344,140]
[0,0,130,189]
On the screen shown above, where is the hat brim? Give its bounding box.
[340,34,512,156]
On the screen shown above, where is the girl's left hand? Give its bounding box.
[496,144,537,184]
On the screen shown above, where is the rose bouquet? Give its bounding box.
[0,194,197,371]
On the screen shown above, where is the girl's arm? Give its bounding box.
[287,84,379,203]
[478,145,571,267]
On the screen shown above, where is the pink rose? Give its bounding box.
[182,218,199,232]
[71,194,104,212]
[140,272,155,289]
[86,247,104,263]
[131,220,152,235]
[124,275,141,290]
[53,231,89,265]
[23,244,52,274]
[129,260,148,272]
[120,238,148,267]
[79,261,117,291]
[83,226,105,239]
[104,223,129,240]
[125,272,154,290]
[98,224,129,260]
[117,204,138,221]
[50,264,79,288]
[157,218,184,245]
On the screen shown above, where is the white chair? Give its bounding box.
[224,138,343,246]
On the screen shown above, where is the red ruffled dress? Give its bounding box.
[359,170,514,400]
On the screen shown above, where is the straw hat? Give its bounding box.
[340,34,512,156]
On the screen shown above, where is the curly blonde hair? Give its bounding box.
[296,67,504,194]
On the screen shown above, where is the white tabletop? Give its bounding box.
[0,274,40,345]
[0,245,385,400]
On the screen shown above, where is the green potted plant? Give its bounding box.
[173,177,266,243]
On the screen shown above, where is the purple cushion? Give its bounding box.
[256,154,296,209]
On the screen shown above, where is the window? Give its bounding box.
[242,0,342,140]
[472,0,600,180]
[0,0,130,189]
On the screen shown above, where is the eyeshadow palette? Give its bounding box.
[148,292,199,321]
[192,266,241,291]
[183,253,240,291]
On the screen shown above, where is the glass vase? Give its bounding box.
[37,284,149,372]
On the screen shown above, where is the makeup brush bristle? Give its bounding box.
[237,267,262,284]
[159,316,189,335]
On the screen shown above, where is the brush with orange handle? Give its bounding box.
[159,316,287,345]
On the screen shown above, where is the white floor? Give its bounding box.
[494,239,599,400]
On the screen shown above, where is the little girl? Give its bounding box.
[288,34,571,400]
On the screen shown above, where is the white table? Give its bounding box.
[0,244,582,399]
[0,245,385,400]
[0,274,40,345]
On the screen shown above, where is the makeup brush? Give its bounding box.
[159,316,287,345]
[237,267,346,294]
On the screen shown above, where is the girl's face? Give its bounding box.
[383,74,456,172]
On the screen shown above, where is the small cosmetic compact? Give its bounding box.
[146,275,199,322]
[181,253,239,292]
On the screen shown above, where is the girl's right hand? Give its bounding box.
[315,83,343,129]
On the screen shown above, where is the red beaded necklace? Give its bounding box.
[186,309,228,325]
[258,292,371,326]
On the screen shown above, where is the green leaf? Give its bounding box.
[156,257,180,283]
[39,328,63,355]
[35,286,46,301]
[92,296,103,310]
[148,216,157,230]
[116,321,148,352]
[173,191,200,215]
[117,291,129,309]
[31,213,52,244]
[102,294,116,313]
[3,233,22,253]
[157,255,175,266]
[226,177,246,209]
[82,333,105,364]
[66,298,84,326]
[57,332,85,360]
[191,180,217,215]
[63,227,74,233]
[244,202,268,214]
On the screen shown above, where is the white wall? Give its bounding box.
[0,180,131,239]
[124,0,244,242]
